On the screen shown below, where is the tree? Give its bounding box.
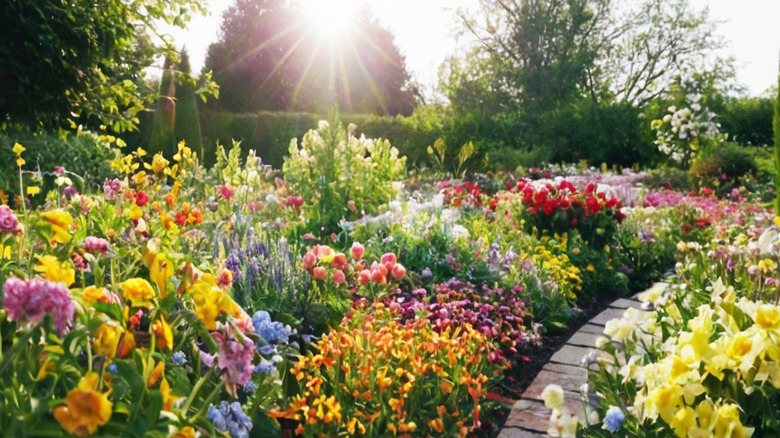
[0,0,215,132]
[203,0,416,115]
[173,49,204,152]
[774,58,780,215]
[601,0,733,107]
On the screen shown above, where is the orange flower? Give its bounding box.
[52,372,113,436]
[151,316,173,350]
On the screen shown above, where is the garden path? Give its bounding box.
[497,293,646,437]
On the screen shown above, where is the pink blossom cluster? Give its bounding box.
[3,277,74,334]
[0,205,21,235]
[84,236,110,255]
[211,323,255,393]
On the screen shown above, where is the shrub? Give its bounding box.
[0,129,115,198]
[688,142,758,196]
[282,113,406,234]
[642,167,690,192]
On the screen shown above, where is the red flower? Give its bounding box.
[570,218,578,228]
[585,196,601,215]
[220,185,233,200]
[700,187,713,196]
[312,266,326,280]
[332,252,348,270]
[542,200,556,215]
[134,191,149,207]
[174,211,187,226]
[584,182,596,195]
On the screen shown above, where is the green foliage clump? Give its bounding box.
[283,113,407,234]
[173,50,203,154]
[642,167,691,192]
[720,95,773,146]
[688,142,758,196]
[0,129,116,197]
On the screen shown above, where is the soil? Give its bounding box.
[477,292,622,437]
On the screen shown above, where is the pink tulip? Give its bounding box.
[351,242,365,260]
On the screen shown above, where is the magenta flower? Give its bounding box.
[0,205,20,235]
[3,277,74,334]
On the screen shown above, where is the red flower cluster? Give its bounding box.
[505,179,625,229]
[441,181,483,209]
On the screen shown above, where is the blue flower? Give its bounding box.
[171,351,187,365]
[243,380,258,394]
[207,404,227,432]
[252,310,290,344]
[208,401,253,438]
[603,406,625,433]
[106,363,118,374]
[254,358,276,375]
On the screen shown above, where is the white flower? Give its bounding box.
[541,384,565,409]
[317,120,329,130]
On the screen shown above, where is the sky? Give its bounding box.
[164,0,780,98]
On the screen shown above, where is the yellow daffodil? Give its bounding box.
[52,372,113,436]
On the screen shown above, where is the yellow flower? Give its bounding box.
[149,253,173,298]
[129,206,143,221]
[133,171,148,187]
[671,406,696,438]
[169,426,197,438]
[714,403,753,438]
[755,304,780,330]
[147,153,169,177]
[151,316,173,350]
[39,210,74,244]
[645,382,683,424]
[52,372,113,436]
[12,142,25,156]
[26,186,40,196]
[93,323,122,358]
[34,255,75,286]
[120,278,156,307]
[82,286,111,304]
[189,273,242,330]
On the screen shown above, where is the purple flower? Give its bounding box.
[3,277,74,334]
[0,205,20,235]
[63,186,78,197]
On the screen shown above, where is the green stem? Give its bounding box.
[189,380,225,423]
[181,365,215,415]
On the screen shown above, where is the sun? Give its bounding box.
[300,0,364,40]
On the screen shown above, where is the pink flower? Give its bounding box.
[333,269,346,284]
[220,185,234,200]
[3,277,74,334]
[350,242,365,260]
[0,205,21,235]
[332,252,348,270]
[380,253,397,269]
[391,263,406,281]
[84,236,110,255]
[312,266,326,280]
[211,323,254,393]
[302,251,317,270]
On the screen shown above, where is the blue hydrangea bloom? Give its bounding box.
[171,351,187,365]
[254,358,276,375]
[252,310,290,344]
[603,406,625,433]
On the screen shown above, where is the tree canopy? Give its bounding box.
[0,0,214,132]
[204,0,417,115]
